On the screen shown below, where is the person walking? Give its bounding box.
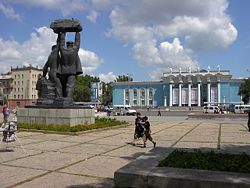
[157,106,161,116]
[141,116,156,148]
[132,112,144,146]
[248,109,250,132]
[2,104,10,122]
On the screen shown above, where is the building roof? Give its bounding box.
[11,65,42,72]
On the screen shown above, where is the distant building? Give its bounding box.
[112,67,245,107]
[8,65,42,108]
[0,73,13,104]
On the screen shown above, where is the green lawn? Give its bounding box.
[158,150,250,174]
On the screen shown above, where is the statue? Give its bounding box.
[37,19,83,106]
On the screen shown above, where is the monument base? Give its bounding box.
[17,107,95,127]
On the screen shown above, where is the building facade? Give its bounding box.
[0,74,13,103]
[112,68,245,107]
[8,65,42,108]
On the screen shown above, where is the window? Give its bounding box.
[149,88,154,106]
[140,89,145,106]
[125,89,130,105]
[133,89,137,105]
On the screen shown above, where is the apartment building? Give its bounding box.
[9,65,42,108]
[0,73,13,104]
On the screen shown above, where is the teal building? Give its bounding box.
[112,67,244,107]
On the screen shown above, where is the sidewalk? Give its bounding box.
[0,117,250,188]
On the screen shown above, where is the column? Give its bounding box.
[188,83,191,107]
[217,82,221,105]
[207,82,211,106]
[169,83,173,107]
[164,96,167,107]
[179,83,182,107]
[198,82,201,107]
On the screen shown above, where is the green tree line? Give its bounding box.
[73,74,132,105]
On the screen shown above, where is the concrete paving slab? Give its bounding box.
[103,145,149,158]
[174,141,218,149]
[14,172,114,188]
[16,131,44,138]
[56,134,100,143]
[25,133,70,141]
[87,134,132,146]
[0,164,47,188]
[0,148,42,163]
[61,143,119,155]
[20,140,80,152]
[60,155,130,178]
[4,151,90,171]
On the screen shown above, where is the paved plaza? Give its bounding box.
[0,116,250,188]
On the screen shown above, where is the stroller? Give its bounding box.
[0,121,17,143]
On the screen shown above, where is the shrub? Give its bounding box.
[158,150,250,174]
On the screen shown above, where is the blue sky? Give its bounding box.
[0,0,249,82]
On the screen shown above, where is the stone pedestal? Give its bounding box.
[17,107,95,127]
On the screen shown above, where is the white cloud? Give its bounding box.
[99,72,116,83]
[0,26,103,74]
[105,0,237,79]
[78,48,103,75]
[0,1,21,20]
[87,10,99,23]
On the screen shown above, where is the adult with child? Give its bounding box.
[132,112,144,146]
[2,104,10,122]
[141,116,156,148]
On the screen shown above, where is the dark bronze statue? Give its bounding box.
[37,19,83,106]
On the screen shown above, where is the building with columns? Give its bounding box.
[112,67,245,107]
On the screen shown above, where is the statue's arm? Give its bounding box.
[60,32,66,49]
[42,60,49,77]
[74,32,80,51]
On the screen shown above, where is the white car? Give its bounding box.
[112,105,137,116]
[203,106,219,113]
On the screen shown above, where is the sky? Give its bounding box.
[0,0,250,83]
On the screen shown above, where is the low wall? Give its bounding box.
[17,107,95,126]
[114,147,250,188]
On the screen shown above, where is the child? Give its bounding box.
[141,116,156,148]
[132,112,144,146]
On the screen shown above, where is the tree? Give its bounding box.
[73,75,99,102]
[238,78,250,104]
[115,74,133,82]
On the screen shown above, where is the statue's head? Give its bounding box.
[66,41,74,48]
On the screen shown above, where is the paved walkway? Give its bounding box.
[0,116,250,188]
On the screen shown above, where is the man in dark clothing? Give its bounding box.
[248,110,250,131]
[42,34,63,97]
[132,112,144,146]
[141,116,156,148]
[58,31,83,98]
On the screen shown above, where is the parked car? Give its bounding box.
[234,105,250,114]
[112,105,137,116]
[203,106,219,113]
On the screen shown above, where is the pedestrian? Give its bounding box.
[157,106,161,116]
[248,110,250,132]
[141,116,156,148]
[2,104,10,122]
[132,112,144,146]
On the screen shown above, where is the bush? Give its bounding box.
[18,118,127,133]
[158,150,250,174]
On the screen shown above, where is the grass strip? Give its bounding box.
[17,118,127,133]
[158,150,250,174]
